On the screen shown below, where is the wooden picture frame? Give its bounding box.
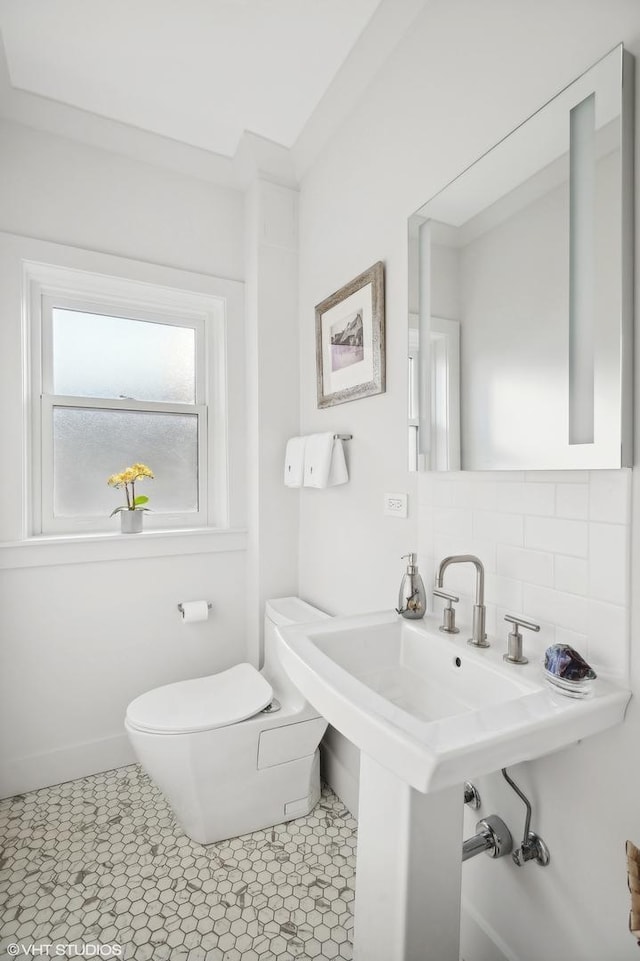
[315,262,385,408]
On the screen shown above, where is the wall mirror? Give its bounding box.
[408,44,634,471]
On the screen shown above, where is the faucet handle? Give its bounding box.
[433,588,460,634]
[433,588,459,603]
[503,614,540,665]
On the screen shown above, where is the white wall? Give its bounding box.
[0,549,247,797]
[0,119,244,279]
[298,2,640,959]
[244,180,301,667]
[0,119,249,796]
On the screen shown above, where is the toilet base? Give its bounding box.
[126,709,326,845]
[152,749,321,845]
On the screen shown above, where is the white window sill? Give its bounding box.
[0,527,248,569]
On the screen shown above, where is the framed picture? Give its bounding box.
[315,261,385,408]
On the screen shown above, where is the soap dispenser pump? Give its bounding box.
[396,553,427,619]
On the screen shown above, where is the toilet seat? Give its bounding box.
[126,662,273,735]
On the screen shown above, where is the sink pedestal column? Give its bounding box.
[354,754,463,961]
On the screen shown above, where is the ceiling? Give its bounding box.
[0,0,384,158]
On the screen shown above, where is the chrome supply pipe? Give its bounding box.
[462,815,512,862]
[463,830,494,862]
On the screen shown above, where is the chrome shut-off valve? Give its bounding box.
[502,768,550,867]
[512,832,551,867]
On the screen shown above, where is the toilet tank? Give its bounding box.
[263,597,329,694]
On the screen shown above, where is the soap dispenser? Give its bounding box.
[396,553,427,619]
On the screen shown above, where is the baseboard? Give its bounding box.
[460,898,519,961]
[1,733,136,798]
[320,741,359,818]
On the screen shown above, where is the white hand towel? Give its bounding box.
[284,436,306,488]
[328,438,349,486]
[304,433,349,488]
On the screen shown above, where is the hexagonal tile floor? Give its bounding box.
[0,765,357,960]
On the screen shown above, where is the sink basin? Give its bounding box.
[278,610,630,793]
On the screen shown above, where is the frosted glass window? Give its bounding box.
[53,407,198,517]
[52,309,196,403]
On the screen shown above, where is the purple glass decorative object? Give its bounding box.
[544,644,596,681]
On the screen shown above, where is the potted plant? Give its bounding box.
[108,463,154,533]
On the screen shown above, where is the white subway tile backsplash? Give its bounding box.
[466,539,498,573]
[421,510,436,547]
[496,484,523,514]
[554,555,588,596]
[587,599,628,677]
[499,482,555,516]
[451,481,497,512]
[524,516,588,557]
[486,572,523,611]
[589,470,631,524]
[555,626,588,651]
[418,468,630,683]
[467,471,526,483]
[525,470,588,484]
[497,545,554,587]
[555,484,589,519]
[524,483,557,515]
[431,536,494,573]
[521,583,589,635]
[434,507,473,540]
[432,537,498,575]
[473,511,524,546]
[588,523,628,606]
[432,479,454,508]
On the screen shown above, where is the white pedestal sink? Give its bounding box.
[277,610,630,961]
[355,758,462,961]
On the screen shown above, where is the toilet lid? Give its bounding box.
[126,663,274,735]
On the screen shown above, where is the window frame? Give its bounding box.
[27,263,229,537]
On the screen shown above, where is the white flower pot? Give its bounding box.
[121,510,144,534]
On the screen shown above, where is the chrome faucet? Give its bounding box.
[435,554,489,648]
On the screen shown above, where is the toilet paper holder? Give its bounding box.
[177,602,213,615]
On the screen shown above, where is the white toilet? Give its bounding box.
[125,597,329,844]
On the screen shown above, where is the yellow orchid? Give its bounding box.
[107,463,154,515]
[132,463,154,479]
